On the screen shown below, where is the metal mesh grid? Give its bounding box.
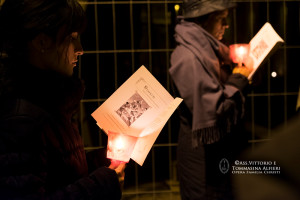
[78,0,299,199]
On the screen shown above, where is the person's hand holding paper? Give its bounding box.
[232,56,254,77]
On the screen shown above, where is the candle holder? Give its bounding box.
[107,130,138,163]
[229,44,250,67]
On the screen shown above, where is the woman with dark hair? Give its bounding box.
[169,0,253,199]
[0,0,125,199]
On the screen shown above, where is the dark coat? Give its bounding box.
[0,65,121,200]
[169,20,249,200]
[170,20,248,146]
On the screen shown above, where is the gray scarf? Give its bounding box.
[170,19,239,146]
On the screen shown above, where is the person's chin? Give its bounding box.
[63,66,75,77]
[218,33,225,40]
[213,33,223,41]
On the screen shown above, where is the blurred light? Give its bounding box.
[229,44,250,66]
[174,4,180,12]
[0,0,5,7]
[271,71,277,78]
[107,131,137,163]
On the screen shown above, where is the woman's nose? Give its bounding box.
[75,42,84,56]
[222,18,229,28]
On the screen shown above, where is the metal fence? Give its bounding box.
[78,1,299,199]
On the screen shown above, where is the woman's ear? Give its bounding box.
[30,33,53,53]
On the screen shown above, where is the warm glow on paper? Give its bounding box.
[107,131,138,163]
[91,66,183,166]
[229,44,250,67]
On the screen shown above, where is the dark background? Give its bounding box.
[77,0,299,199]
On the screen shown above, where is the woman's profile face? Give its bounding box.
[42,30,83,76]
[57,32,83,76]
[203,9,229,40]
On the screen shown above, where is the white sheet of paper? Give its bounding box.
[91,66,182,165]
[131,97,183,166]
[248,22,284,80]
[92,66,176,137]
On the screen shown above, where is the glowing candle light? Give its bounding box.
[229,44,250,67]
[115,137,125,151]
[107,131,138,163]
[237,46,246,56]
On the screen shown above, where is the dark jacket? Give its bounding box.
[0,65,121,199]
[170,19,248,146]
[169,19,249,200]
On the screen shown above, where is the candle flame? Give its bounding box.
[229,44,250,65]
[236,46,247,57]
[115,137,125,151]
[107,130,138,163]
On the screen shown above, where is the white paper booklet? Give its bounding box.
[91,65,183,166]
[248,22,284,80]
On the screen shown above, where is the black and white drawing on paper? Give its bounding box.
[116,92,151,126]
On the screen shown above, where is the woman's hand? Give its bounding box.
[109,160,126,190]
[233,56,254,78]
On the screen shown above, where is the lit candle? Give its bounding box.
[107,131,138,163]
[229,44,250,67]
